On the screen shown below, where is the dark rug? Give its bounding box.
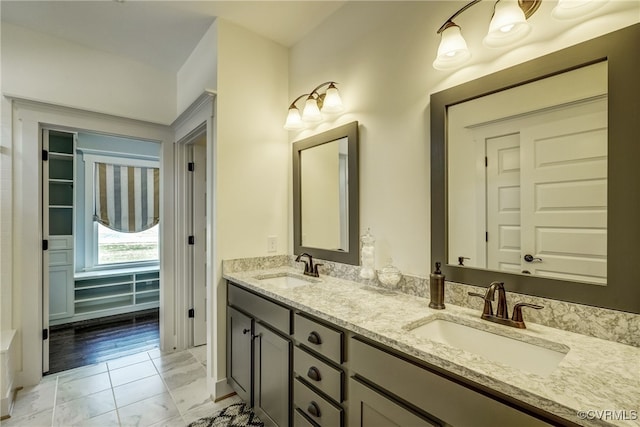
[188,403,264,427]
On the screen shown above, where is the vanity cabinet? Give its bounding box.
[226,280,564,427]
[227,283,292,427]
[349,336,552,427]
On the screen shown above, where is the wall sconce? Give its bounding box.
[432,0,609,71]
[284,81,344,130]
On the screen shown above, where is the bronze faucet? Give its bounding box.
[295,253,322,278]
[468,282,543,329]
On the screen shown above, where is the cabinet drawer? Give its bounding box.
[294,346,343,403]
[294,409,318,427]
[228,283,291,334]
[294,378,343,427]
[49,249,73,266]
[294,313,343,364]
[350,337,551,427]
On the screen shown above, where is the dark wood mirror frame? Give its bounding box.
[431,24,639,314]
[293,121,360,265]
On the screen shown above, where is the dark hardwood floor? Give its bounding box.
[47,309,160,375]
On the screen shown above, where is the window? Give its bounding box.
[97,223,159,265]
[81,151,160,271]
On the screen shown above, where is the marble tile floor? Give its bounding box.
[2,346,241,427]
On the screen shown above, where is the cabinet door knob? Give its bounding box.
[307,331,322,345]
[242,328,250,335]
[307,401,321,418]
[307,366,322,382]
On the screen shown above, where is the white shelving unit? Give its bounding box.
[45,130,76,322]
[69,267,160,323]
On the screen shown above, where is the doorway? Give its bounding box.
[42,128,162,373]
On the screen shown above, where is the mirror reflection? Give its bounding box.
[300,137,349,251]
[447,61,607,285]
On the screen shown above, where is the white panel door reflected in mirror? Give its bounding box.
[447,61,607,285]
[300,136,349,251]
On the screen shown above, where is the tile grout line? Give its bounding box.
[106,359,123,426]
[50,376,59,427]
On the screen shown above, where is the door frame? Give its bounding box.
[7,97,175,386]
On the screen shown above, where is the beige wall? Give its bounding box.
[1,22,176,124]
[214,18,289,388]
[288,1,640,277]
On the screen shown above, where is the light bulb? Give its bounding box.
[432,23,471,70]
[284,107,303,130]
[302,97,322,122]
[321,84,344,113]
[483,0,531,48]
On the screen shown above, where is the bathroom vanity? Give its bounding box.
[224,266,639,427]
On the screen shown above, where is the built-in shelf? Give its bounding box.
[62,269,160,324]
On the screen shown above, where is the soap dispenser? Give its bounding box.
[429,262,445,309]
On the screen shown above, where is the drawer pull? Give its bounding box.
[307,331,322,345]
[306,366,322,382]
[307,401,321,418]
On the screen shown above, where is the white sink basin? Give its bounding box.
[408,319,567,377]
[254,272,319,289]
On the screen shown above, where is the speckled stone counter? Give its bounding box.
[223,265,640,427]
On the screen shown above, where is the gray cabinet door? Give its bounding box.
[227,306,253,404]
[254,322,291,427]
[349,378,441,427]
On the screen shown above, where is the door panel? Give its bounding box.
[486,133,521,272]
[254,322,291,427]
[227,307,253,404]
[192,143,207,346]
[521,107,607,284]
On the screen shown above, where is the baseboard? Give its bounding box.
[215,378,234,401]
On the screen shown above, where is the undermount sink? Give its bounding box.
[254,272,320,289]
[407,318,568,377]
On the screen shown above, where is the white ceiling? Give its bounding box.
[0,1,347,72]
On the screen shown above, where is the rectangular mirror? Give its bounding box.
[294,121,359,265]
[431,24,640,313]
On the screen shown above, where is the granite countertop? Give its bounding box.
[223,266,640,427]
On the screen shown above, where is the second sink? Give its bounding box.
[407,318,568,377]
[254,272,320,289]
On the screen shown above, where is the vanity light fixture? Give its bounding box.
[433,0,541,70]
[284,81,344,130]
[433,0,611,70]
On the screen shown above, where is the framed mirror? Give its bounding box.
[431,24,639,313]
[293,121,359,265]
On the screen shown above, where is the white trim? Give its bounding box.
[171,92,218,397]
[79,148,159,163]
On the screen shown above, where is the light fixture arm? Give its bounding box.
[437,0,482,33]
[308,81,338,97]
[288,93,310,109]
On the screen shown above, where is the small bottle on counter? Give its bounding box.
[360,228,376,280]
[429,262,445,309]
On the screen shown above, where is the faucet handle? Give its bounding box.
[468,292,493,316]
[511,303,543,323]
[312,263,323,277]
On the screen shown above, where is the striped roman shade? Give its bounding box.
[94,162,159,233]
